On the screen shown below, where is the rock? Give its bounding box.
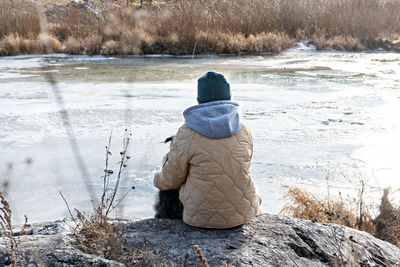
[1,214,400,266]
[0,245,11,265]
[2,220,124,267]
[122,214,400,266]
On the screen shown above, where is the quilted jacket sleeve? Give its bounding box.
[154,125,193,190]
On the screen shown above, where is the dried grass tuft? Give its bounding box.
[84,34,103,56]
[0,0,40,40]
[0,192,28,267]
[72,211,123,260]
[45,34,63,53]
[64,131,137,263]
[193,245,209,267]
[103,40,120,56]
[64,37,85,55]
[331,36,365,51]
[0,34,22,56]
[281,186,374,232]
[374,188,400,247]
[281,185,400,250]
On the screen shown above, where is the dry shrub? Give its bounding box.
[64,37,85,55]
[0,33,62,56]
[0,34,22,56]
[48,35,63,53]
[0,0,40,39]
[119,29,151,54]
[73,211,123,260]
[331,36,365,51]
[193,31,292,55]
[101,8,155,55]
[2,0,400,56]
[309,29,331,50]
[281,186,330,223]
[40,34,63,53]
[84,34,103,56]
[66,131,136,263]
[309,35,365,51]
[295,29,306,40]
[46,1,101,40]
[281,186,374,233]
[0,192,28,267]
[243,32,293,54]
[374,188,400,247]
[103,40,120,56]
[48,24,71,43]
[153,0,400,49]
[224,34,246,55]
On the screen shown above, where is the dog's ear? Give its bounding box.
[164,136,174,144]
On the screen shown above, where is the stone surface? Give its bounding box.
[1,214,400,266]
[123,214,400,266]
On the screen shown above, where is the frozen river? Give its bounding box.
[1,48,400,223]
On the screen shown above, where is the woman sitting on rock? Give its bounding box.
[154,71,261,229]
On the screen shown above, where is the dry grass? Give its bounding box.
[281,186,372,230]
[0,0,40,40]
[193,245,209,267]
[63,131,140,264]
[0,192,28,267]
[151,0,400,52]
[63,36,85,55]
[309,32,366,51]
[72,211,123,260]
[193,31,293,55]
[84,34,103,56]
[281,185,400,249]
[0,33,62,56]
[374,188,400,247]
[1,0,400,56]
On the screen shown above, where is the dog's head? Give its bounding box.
[162,136,175,166]
[164,136,174,144]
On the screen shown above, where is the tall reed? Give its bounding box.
[1,0,400,55]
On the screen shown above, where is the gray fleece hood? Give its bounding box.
[183,100,242,139]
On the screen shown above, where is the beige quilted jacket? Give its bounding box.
[154,123,261,229]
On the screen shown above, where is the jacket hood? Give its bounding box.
[183,100,242,139]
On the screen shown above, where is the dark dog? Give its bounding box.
[154,136,184,219]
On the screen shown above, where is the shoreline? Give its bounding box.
[1,42,400,59]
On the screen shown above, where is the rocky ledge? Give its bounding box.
[1,213,400,266]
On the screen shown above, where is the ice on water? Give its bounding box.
[0,51,400,223]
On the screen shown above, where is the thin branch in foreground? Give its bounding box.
[59,191,77,225]
[0,192,27,267]
[110,186,135,213]
[100,131,113,212]
[105,130,132,217]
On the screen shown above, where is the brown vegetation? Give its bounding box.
[66,130,134,261]
[0,33,62,56]
[374,188,400,247]
[281,185,400,249]
[65,131,195,266]
[0,0,400,56]
[0,0,40,40]
[0,192,28,267]
[193,245,209,267]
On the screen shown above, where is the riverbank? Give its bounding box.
[1,0,400,57]
[2,213,400,266]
